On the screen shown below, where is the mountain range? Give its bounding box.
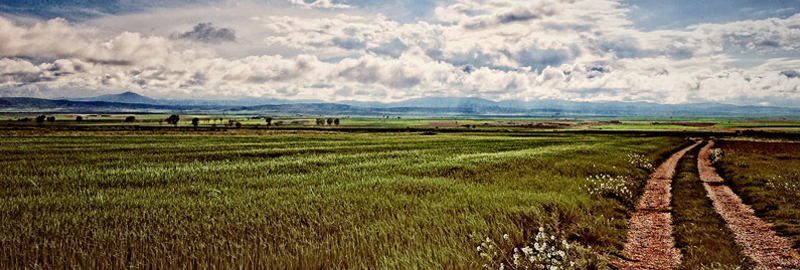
[1,92,799,117]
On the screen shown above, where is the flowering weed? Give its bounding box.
[627,152,654,171]
[582,174,635,208]
[476,227,582,270]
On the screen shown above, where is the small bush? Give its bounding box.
[708,148,723,164]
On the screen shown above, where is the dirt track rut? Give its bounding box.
[699,141,800,270]
[618,141,700,270]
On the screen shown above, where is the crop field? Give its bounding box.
[715,140,800,253]
[0,131,687,269]
[5,114,800,134]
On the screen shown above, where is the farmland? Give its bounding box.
[715,140,800,253]
[0,130,686,269]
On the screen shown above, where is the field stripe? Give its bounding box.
[618,141,700,270]
[699,141,800,270]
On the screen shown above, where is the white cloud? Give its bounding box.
[290,0,351,9]
[1,1,800,106]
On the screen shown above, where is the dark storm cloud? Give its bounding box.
[781,70,800,78]
[496,6,554,24]
[172,22,236,43]
[461,2,558,30]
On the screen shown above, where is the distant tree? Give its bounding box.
[326,118,334,125]
[334,118,340,125]
[76,116,83,122]
[46,116,56,123]
[266,117,273,126]
[35,115,46,125]
[166,114,180,126]
[192,117,200,127]
[19,117,30,122]
[125,116,136,123]
[235,121,242,129]
[316,118,324,126]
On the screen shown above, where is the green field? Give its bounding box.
[716,140,800,254]
[0,131,686,269]
[583,124,703,131]
[5,114,800,134]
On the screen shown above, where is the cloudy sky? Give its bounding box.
[1,0,800,106]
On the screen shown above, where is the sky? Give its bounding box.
[1,0,800,106]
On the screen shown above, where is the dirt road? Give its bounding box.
[699,141,800,270]
[618,141,700,270]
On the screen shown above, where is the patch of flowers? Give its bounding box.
[582,174,635,207]
[708,148,724,164]
[476,227,579,270]
[627,152,654,171]
[765,175,800,199]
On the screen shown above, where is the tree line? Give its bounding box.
[20,114,343,128]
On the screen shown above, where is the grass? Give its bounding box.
[671,142,755,270]
[6,114,800,134]
[714,122,800,128]
[583,124,703,131]
[0,131,687,269]
[715,140,800,253]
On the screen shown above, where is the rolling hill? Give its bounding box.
[3,92,800,117]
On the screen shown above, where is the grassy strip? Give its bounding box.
[715,140,800,253]
[671,142,755,269]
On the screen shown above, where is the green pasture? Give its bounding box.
[0,132,686,269]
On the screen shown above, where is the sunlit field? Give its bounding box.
[715,140,800,254]
[0,131,686,269]
[4,114,800,133]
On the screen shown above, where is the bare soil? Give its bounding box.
[699,141,800,270]
[617,141,700,270]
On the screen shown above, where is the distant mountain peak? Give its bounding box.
[118,91,143,96]
[74,91,157,104]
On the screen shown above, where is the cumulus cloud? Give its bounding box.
[0,16,178,66]
[1,1,800,106]
[684,13,800,53]
[171,22,236,43]
[290,0,350,9]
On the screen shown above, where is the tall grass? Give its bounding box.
[0,132,685,269]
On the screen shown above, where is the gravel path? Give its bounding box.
[699,141,800,270]
[618,141,700,270]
